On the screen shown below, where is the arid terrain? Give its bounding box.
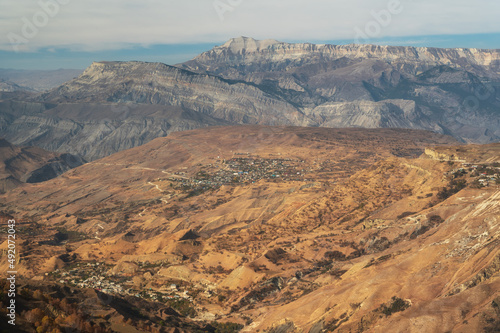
[0,138,84,194]
[1,126,499,332]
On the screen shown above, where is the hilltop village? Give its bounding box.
[168,156,309,193]
[158,153,362,200]
[47,262,202,317]
[449,162,500,187]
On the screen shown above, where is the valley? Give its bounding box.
[1,126,499,332]
[0,138,85,194]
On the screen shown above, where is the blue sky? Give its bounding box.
[1,0,499,70]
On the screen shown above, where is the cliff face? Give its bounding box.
[183,36,500,78]
[39,61,308,126]
[0,101,228,161]
[0,38,499,161]
[180,37,500,143]
[0,61,310,160]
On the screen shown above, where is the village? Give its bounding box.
[166,155,314,195]
[46,261,201,315]
[449,162,500,187]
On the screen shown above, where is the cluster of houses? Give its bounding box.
[450,163,500,187]
[223,157,307,181]
[168,156,310,194]
[49,263,194,303]
[76,274,124,294]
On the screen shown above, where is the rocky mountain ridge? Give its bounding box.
[38,61,308,126]
[180,37,500,143]
[0,38,499,162]
[183,36,500,77]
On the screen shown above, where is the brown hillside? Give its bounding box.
[2,126,499,332]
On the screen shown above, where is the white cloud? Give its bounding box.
[1,0,499,52]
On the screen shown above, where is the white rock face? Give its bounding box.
[1,38,499,161]
[221,36,281,54]
[198,37,500,73]
[180,37,500,144]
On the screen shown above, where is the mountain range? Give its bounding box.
[182,37,500,142]
[0,37,499,161]
[1,37,500,333]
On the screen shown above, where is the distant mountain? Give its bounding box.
[0,78,30,92]
[0,38,499,161]
[0,68,83,92]
[0,100,229,161]
[0,61,310,161]
[38,61,307,126]
[180,37,500,142]
[0,138,84,193]
[181,37,500,79]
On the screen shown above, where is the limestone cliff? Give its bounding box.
[180,37,500,143]
[1,38,499,161]
[183,36,500,78]
[39,61,308,127]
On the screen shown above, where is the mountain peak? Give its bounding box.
[192,37,500,75]
[220,36,281,53]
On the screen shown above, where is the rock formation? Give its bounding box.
[0,37,499,161]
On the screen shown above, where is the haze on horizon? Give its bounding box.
[1,0,500,70]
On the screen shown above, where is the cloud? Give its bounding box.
[1,0,499,52]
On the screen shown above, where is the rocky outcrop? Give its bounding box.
[38,61,309,127]
[424,148,462,161]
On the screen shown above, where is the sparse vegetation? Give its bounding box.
[166,298,197,318]
[324,250,347,261]
[410,215,445,239]
[379,296,411,316]
[397,211,416,219]
[3,124,499,333]
[437,179,467,200]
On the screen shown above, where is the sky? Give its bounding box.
[1,0,500,70]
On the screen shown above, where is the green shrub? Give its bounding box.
[380,297,410,316]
